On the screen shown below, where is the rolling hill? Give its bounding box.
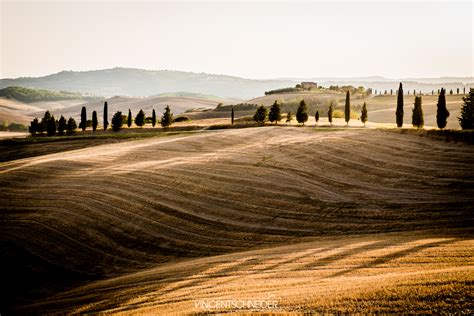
[1,127,473,313]
[1,68,471,100]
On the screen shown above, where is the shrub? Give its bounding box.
[66,117,77,134]
[296,100,308,125]
[268,100,282,124]
[135,109,145,127]
[161,106,173,128]
[174,116,190,123]
[29,118,40,136]
[253,105,267,124]
[111,111,123,131]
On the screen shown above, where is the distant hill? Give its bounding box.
[1,68,472,100]
[0,86,92,103]
[0,68,295,99]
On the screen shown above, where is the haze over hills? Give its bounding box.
[1,68,472,99]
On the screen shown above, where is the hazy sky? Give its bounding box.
[1,0,472,79]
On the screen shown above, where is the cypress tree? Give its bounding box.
[436,88,449,129]
[390,89,393,95]
[58,116,67,136]
[396,82,404,127]
[286,111,293,124]
[450,89,453,95]
[111,111,123,131]
[328,104,333,126]
[458,88,473,130]
[79,106,87,131]
[161,105,173,128]
[344,90,350,125]
[463,87,466,94]
[361,102,368,127]
[152,109,156,127]
[315,110,320,126]
[268,100,282,124]
[46,115,57,136]
[135,109,145,127]
[253,105,267,124]
[103,101,109,130]
[412,96,424,128]
[296,100,308,125]
[66,117,77,134]
[29,118,40,136]
[457,88,459,95]
[231,107,234,125]
[413,89,416,95]
[127,109,132,128]
[39,111,52,133]
[92,111,98,131]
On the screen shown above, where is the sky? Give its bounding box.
[0,0,472,79]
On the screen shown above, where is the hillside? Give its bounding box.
[0,127,473,312]
[42,94,238,121]
[0,68,295,99]
[0,86,90,103]
[2,68,471,100]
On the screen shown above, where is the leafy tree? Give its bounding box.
[161,105,173,128]
[436,88,450,129]
[286,111,293,124]
[231,107,234,125]
[296,100,308,125]
[344,91,350,125]
[152,109,157,127]
[396,82,404,127]
[268,100,282,124]
[135,109,145,127]
[412,96,424,128]
[66,117,77,134]
[92,111,98,131]
[127,109,132,128]
[79,106,87,131]
[111,111,123,131]
[253,105,267,124]
[361,102,368,127]
[315,110,320,126]
[58,115,67,136]
[328,104,333,126]
[46,115,57,136]
[29,118,40,136]
[459,88,474,130]
[103,101,109,130]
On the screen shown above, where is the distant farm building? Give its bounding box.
[300,82,318,90]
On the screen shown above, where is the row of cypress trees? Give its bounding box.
[250,92,368,127]
[410,88,474,129]
[29,102,175,136]
[248,85,472,129]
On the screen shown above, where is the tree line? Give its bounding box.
[29,102,176,136]
[248,85,473,129]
